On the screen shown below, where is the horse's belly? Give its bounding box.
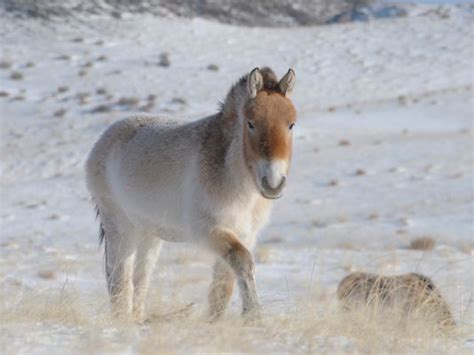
[124,189,186,232]
[107,167,186,237]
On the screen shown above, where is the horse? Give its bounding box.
[85,67,297,322]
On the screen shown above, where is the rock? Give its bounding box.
[159,52,171,67]
[338,272,455,327]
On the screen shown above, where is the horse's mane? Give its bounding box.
[219,67,281,117]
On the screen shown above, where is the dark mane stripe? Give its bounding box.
[259,67,280,91]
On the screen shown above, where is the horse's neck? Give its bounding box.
[220,112,255,199]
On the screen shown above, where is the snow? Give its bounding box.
[0,8,473,354]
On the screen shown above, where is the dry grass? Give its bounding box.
[0,285,469,354]
[0,60,12,69]
[91,104,112,114]
[54,108,67,118]
[57,86,69,93]
[354,168,366,176]
[409,236,436,251]
[158,52,171,67]
[117,97,140,107]
[337,272,455,328]
[10,71,24,80]
[0,286,92,326]
[207,63,219,71]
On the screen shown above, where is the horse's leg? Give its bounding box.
[101,209,137,320]
[133,236,162,322]
[208,258,235,321]
[208,229,261,319]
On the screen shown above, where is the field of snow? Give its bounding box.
[1,8,473,354]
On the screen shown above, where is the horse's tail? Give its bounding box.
[95,204,105,246]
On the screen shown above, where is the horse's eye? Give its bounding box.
[247,121,255,130]
[289,123,295,130]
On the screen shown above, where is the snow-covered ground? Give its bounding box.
[0,8,473,354]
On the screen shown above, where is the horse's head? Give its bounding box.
[243,68,296,199]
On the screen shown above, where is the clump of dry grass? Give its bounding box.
[459,243,473,255]
[409,236,436,251]
[139,102,155,113]
[367,212,379,220]
[328,179,339,186]
[96,87,108,95]
[54,108,67,118]
[354,168,366,176]
[91,104,112,114]
[76,92,91,105]
[207,64,219,71]
[159,52,170,67]
[55,54,71,61]
[37,270,56,280]
[117,97,140,107]
[10,71,24,80]
[0,286,91,326]
[337,272,455,328]
[171,97,187,105]
[57,86,69,93]
[0,60,12,69]
[13,94,25,101]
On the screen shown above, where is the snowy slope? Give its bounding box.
[0,10,473,354]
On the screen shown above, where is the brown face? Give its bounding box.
[243,90,297,199]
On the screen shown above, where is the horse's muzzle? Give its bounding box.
[261,176,286,199]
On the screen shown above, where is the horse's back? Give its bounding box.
[86,115,182,200]
[86,115,206,234]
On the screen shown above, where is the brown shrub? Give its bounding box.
[207,64,219,71]
[409,237,436,251]
[117,97,140,106]
[54,108,67,118]
[337,272,455,328]
[91,104,112,113]
[10,71,23,80]
[0,60,12,69]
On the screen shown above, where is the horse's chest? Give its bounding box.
[208,196,269,237]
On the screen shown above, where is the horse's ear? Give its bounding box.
[247,67,263,99]
[279,69,296,97]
